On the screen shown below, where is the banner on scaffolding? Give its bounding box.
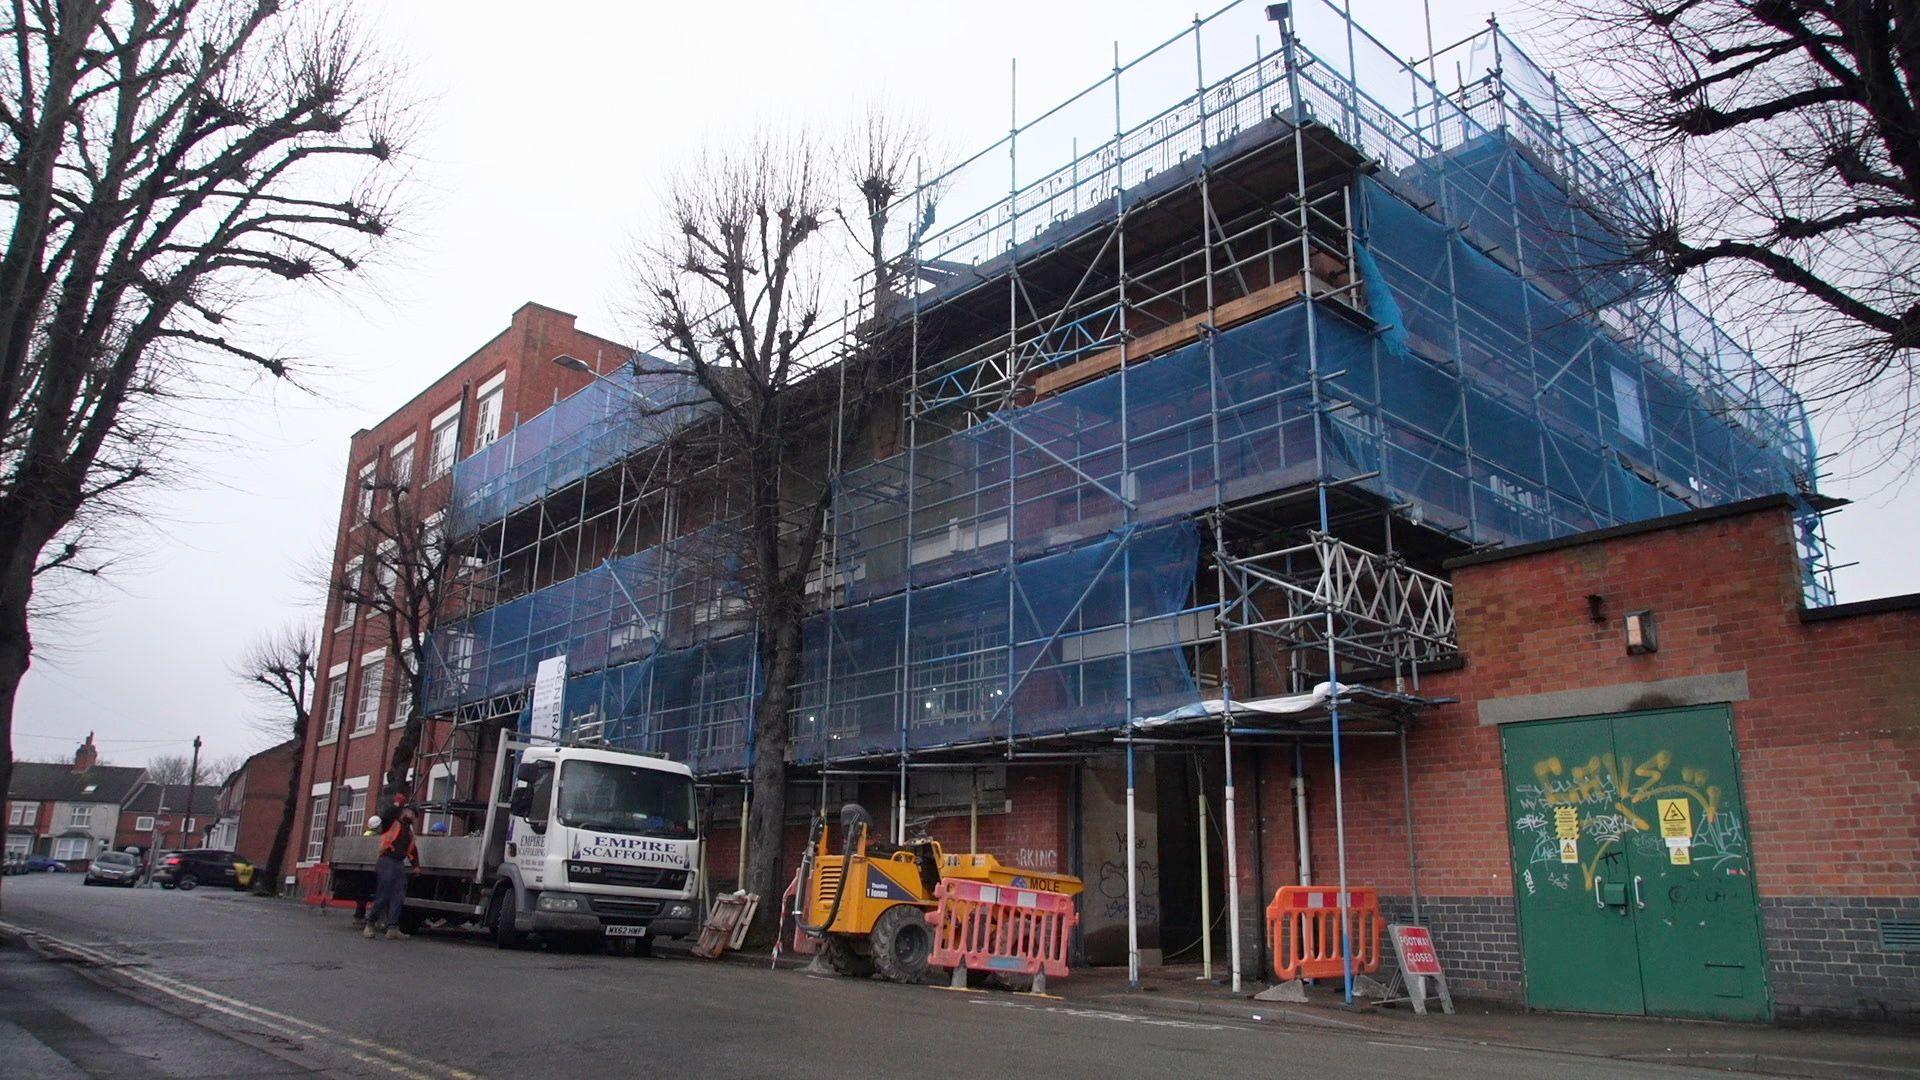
[530,655,567,741]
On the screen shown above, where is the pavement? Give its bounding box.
[1,872,1915,1079]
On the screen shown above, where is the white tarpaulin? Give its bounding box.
[1131,682,1336,729]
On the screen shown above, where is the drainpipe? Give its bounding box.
[1293,741,1311,886]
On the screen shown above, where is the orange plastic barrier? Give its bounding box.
[1265,885,1383,982]
[301,863,332,908]
[929,878,1078,991]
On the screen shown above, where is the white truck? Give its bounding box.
[330,739,700,954]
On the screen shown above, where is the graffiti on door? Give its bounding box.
[1511,750,1749,888]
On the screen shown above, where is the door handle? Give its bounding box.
[1594,875,1605,909]
[1633,875,1646,910]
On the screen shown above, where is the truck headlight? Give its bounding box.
[536,893,584,913]
[666,903,693,920]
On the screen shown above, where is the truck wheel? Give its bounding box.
[398,909,424,935]
[823,936,875,978]
[491,889,522,950]
[869,904,933,984]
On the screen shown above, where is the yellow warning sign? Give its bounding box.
[1658,798,1692,839]
[1669,845,1692,866]
[1554,806,1579,840]
[1559,838,1579,864]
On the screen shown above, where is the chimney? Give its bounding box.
[73,731,98,772]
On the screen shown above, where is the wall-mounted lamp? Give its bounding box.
[1624,610,1658,655]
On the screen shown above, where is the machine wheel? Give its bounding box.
[822,936,875,978]
[491,888,522,949]
[869,904,934,984]
[397,908,425,935]
[176,875,198,891]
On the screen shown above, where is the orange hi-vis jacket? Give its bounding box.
[378,817,420,864]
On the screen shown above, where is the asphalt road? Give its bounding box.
[0,873,1767,1079]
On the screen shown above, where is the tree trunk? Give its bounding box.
[742,608,803,943]
[386,708,424,793]
[260,717,308,895]
[0,531,40,910]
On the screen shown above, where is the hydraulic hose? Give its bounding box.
[799,803,871,936]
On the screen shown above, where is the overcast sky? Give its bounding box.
[15,0,1914,773]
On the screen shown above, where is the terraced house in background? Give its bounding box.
[291,0,1917,1023]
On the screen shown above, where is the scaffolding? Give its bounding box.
[417,0,1830,993]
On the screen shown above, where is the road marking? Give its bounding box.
[965,997,1232,1031]
[1365,1039,1458,1053]
[0,919,478,1080]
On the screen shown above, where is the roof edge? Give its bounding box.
[1443,494,1809,572]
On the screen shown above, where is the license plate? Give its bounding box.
[604,925,648,938]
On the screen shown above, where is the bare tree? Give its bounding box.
[145,753,192,784]
[633,115,924,937]
[1544,0,1919,474]
[0,1,412,826]
[236,624,316,893]
[329,472,461,791]
[203,752,246,784]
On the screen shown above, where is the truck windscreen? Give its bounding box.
[556,761,696,839]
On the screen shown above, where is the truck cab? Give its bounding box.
[495,745,701,948]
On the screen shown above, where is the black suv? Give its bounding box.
[153,849,248,891]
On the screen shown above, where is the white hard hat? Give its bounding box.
[367,816,382,830]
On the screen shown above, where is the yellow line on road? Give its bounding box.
[0,919,479,1080]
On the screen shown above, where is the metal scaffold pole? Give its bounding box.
[1125,731,1140,988]
[1215,511,1243,994]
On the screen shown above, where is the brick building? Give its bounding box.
[6,735,147,868]
[288,3,1916,1025]
[115,782,222,856]
[287,302,622,880]
[214,739,299,868]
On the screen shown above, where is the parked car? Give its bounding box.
[84,850,141,887]
[24,855,68,872]
[153,849,250,891]
[2,853,26,875]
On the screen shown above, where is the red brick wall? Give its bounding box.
[292,304,631,876]
[227,743,297,867]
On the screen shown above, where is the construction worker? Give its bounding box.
[365,806,420,941]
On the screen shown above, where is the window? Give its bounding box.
[1610,366,1647,444]
[425,767,457,834]
[7,802,33,827]
[337,784,367,835]
[69,805,93,828]
[392,656,413,728]
[135,815,155,833]
[322,671,346,741]
[355,462,376,523]
[54,837,90,862]
[428,412,459,480]
[336,557,362,629]
[355,661,385,733]
[375,541,398,599]
[389,440,415,491]
[4,836,27,859]
[473,384,504,450]
[304,794,330,862]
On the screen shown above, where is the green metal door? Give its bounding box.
[1611,707,1771,1021]
[1502,716,1647,1015]
[1502,707,1771,1021]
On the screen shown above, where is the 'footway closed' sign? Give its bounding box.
[1387,923,1454,1015]
[1394,925,1443,975]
